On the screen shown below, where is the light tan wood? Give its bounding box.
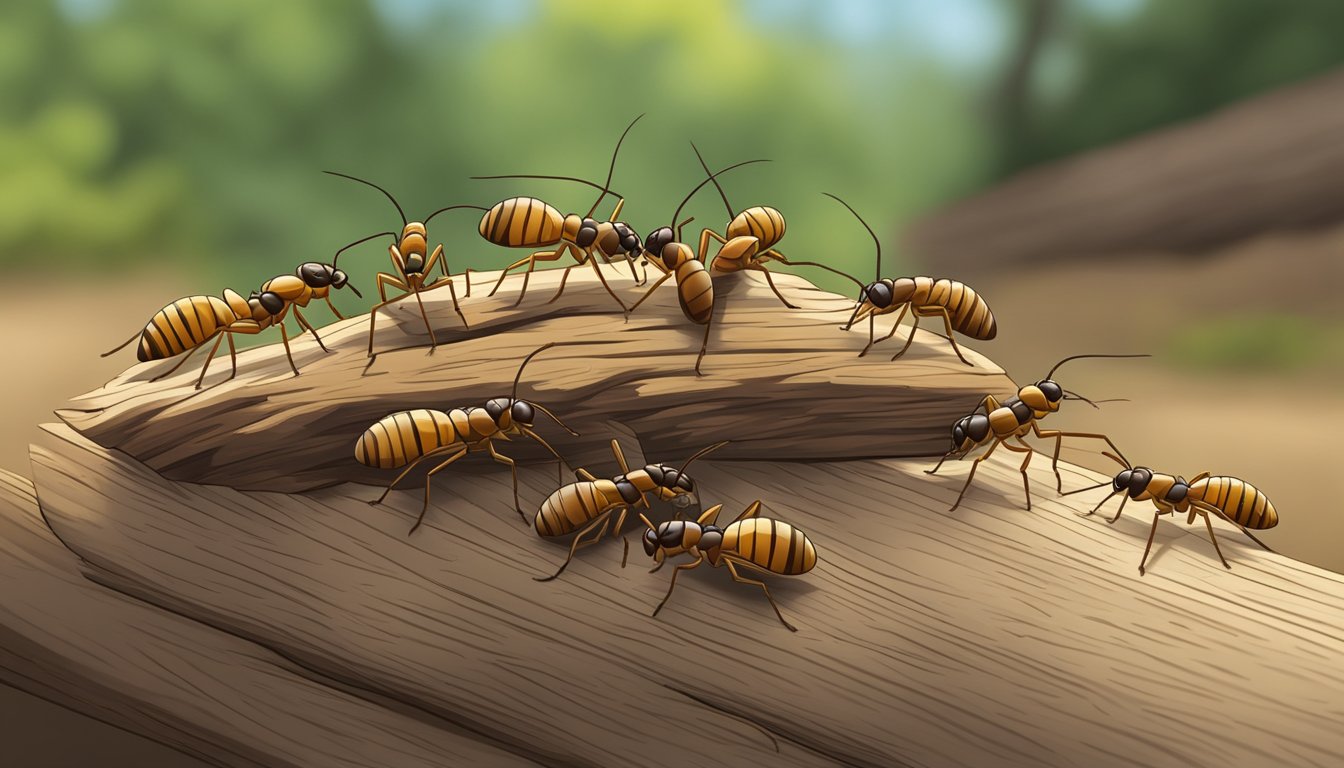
[68,266,1013,492]
[908,67,1344,269]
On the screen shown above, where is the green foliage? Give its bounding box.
[1001,0,1344,171]
[1166,313,1336,372]
[4,0,1344,308]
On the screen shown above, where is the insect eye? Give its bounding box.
[1039,381,1062,401]
[511,402,534,424]
[866,282,892,307]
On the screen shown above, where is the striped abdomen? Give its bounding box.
[675,261,714,324]
[137,295,238,362]
[909,277,997,340]
[726,206,786,250]
[1191,476,1279,529]
[721,518,816,575]
[478,197,564,248]
[534,480,623,537]
[355,407,495,470]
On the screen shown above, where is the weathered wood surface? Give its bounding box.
[908,67,1344,269]
[0,470,533,768]
[63,266,1012,492]
[22,418,1344,768]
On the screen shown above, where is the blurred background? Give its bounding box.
[2,0,1343,762]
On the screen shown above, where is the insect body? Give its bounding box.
[103,262,358,389]
[641,500,817,632]
[325,172,478,368]
[532,439,726,581]
[827,194,996,364]
[927,353,1147,511]
[476,115,645,310]
[626,157,769,375]
[692,145,860,308]
[1069,456,1277,574]
[356,343,582,533]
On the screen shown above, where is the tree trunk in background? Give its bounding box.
[908,67,1344,271]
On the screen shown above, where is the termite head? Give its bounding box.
[643,519,707,560]
[1019,379,1064,414]
[642,226,676,265]
[485,397,535,430]
[638,463,697,507]
[598,221,641,256]
[951,413,991,452]
[1113,466,1153,498]
[297,262,359,296]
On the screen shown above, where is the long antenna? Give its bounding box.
[511,340,621,401]
[332,230,396,267]
[824,192,881,281]
[676,440,729,477]
[589,113,644,217]
[513,343,557,402]
[469,173,621,198]
[691,142,734,218]
[324,171,406,227]
[1046,353,1150,380]
[423,204,489,226]
[672,159,770,229]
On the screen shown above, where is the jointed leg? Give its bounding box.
[291,306,328,352]
[926,450,962,476]
[612,507,630,567]
[1006,438,1036,511]
[860,308,904,357]
[652,553,704,618]
[369,446,465,506]
[191,333,226,389]
[890,306,923,361]
[414,448,472,535]
[406,285,438,353]
[723,556,797,632]
[579,245,630,311]
[325,295,345,321]
[625,271,675,316]
[149,336,211,382]
[949,438,1003,512]
[418,275,469,330]
[535,512,614,582]
[420,245,469,328]
[487,247,563,302]
[277,321,300,376]
[1138,511,1163,575]
[695,313,714,376]
[697,228,729,263]
[485,442,522,522]
[920,305,972,366]
[1036,428,1129,491]
[1106,496,1130,524]
[365,272,412,366]
[1191,499,1274,553]
[748,264,799,309]
[102,329,142,357]
[1199,511,1232,570]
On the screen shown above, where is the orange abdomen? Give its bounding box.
[479,197,564,248]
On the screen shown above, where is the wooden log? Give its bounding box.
[64,266,1012,492]
[907,67,1344,270]
[25,419,1344,768]
[0,470,534,768]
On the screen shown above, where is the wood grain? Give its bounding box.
[64,266,1014,492]
[908,67,1344,269]
[0,470,534,768]
[27,421,1344,768]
